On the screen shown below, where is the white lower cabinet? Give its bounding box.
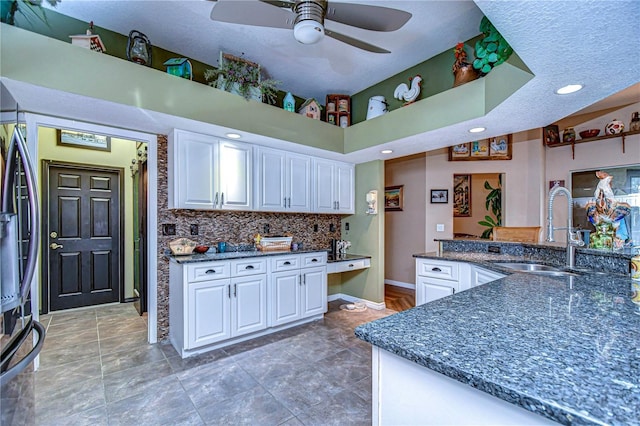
[269,252,327,327]
[415,259,502,306]
[170,252,327,358]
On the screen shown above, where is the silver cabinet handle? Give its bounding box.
[228,285,231,298]
[298,275,302,286]
[220,192,224,207]
[452,288,456,294]
[431,267,442,272]
[288,197,291,208]
[205,269,216,274]
[303,274,306,285]
[214,192,219,208]
[234,284,237,297]
[336,201,340,210]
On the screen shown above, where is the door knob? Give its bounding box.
[50,243,63,250]
[50,231,58,238]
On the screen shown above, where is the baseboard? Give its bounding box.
[328,293,386,310]
[384,280,415,290]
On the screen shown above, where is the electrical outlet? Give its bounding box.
[263,224,270,234]
[436,224,445,232]
[162,224,176,236]
[313,224,318,232]
[345,222,350,231]
[329,224,335,232]
[190,224,199,235]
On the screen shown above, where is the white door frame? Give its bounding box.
[18,113,159,344]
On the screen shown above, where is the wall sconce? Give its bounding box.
[366,190,378,215]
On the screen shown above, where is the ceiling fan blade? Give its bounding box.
[326,3,412,32]
[325,29,390,54]
[210,0,295,29]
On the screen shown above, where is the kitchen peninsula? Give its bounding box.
[356,241,639,425]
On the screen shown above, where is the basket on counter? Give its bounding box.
[258,236,293,252]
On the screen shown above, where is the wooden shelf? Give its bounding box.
[547,129,640,158]
[326,94,351,128]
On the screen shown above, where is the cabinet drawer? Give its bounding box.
[271,254,300,272]
[188,261,231,282]
[416,259,458,281]
[300,252,327,267]
[232,258,267,276]
[327,258,370,274]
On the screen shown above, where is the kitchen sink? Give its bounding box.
[493,262,579,277]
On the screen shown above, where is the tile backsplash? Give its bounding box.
[156,135,342,339]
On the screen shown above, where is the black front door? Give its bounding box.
[133,156,148,315]
[45,162,122,311]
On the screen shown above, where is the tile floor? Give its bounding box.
[1,300,395,425]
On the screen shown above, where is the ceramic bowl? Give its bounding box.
[579,129,600,139]
[194,245,210,254]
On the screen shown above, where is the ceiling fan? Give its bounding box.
[209,0,412,53]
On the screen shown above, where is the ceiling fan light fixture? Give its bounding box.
[294,20,325,44]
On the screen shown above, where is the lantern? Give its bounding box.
[163,58,193,80]
[126,30,152,66]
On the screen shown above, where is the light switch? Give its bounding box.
[436,224,445,232]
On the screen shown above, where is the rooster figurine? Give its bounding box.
[393,75,422,105]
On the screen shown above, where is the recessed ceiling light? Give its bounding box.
[381,149,393,154]
[555,84,583,95]
[226,133,241,139]
[469,127,485,133]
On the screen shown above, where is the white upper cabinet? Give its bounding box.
[169,129,252,210]
[313,159,355,214]
[256,147,311,212]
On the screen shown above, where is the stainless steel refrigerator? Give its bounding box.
[0,125,45,386]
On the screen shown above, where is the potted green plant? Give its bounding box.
[472,16,513,76]
[204,53,279,104]
[478,176,502,239]
[1,0,58,26]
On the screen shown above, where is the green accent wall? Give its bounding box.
[339,161,385,303]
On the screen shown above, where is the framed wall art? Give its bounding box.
[542,125,561,146]
[453,174,471,217]
[430,189,448,204]
[384,185,404,211]
[449,134,512,161]
[57,129,111,151]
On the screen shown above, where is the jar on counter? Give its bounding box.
[563,127,576,143]
[629,112,640,132]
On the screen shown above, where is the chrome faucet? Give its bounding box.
[546,185,584,267]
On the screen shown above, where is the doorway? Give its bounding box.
[42,161,124,311]
[132,144,148,315]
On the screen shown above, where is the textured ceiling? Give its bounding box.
[5,0,640,163]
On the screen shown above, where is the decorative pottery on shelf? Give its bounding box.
[604,118,624,135]
[562,127,576,143]
[585,171,631,249]
[452,43,479,87]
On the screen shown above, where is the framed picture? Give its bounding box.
[453,174,471,217]
[470,139,489,157]
[449,143,470,159]
[449,134,512,161]
[57,129,111,151]
[384,185,404,211]
[430,189,448,204]
[489,134,512,159]
[542,125,561,146]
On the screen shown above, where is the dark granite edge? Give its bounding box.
[327,254,371,263]
[168,248,330,263]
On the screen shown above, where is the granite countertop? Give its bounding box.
[355,251,640,425]
[168,248,329,264]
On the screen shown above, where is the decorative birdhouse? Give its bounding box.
[298,98,321,120]
[163,58,193,80]
[69,21,106,53]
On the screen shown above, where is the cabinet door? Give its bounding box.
[187,279,230,349]
[301,266,327,317]
[257,148,286,211]
[313,159,336,213]
[335,162,354,213]
[172,131,217,209]
[231,275,267,337]
[271,270,301,326]
[416,277,455,306]
[286,153,311,212]
[472,266,505,287]
[218,140,252,210]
